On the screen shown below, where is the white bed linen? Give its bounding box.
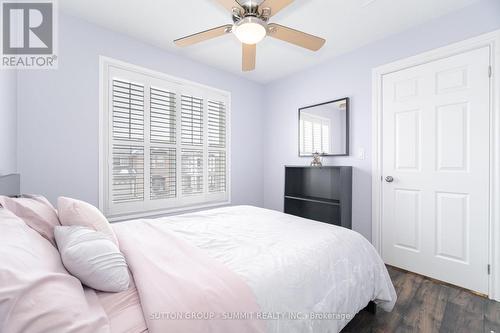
[144,205,396,333]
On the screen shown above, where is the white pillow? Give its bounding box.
[54,226,130,293]
[57,197,119,247]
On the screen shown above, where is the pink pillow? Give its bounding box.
[0,208,110,333]
[57,197,119,247]
[0,195,60,245]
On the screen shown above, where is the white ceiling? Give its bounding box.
[60,0,481,83]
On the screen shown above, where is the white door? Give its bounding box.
[381,46,490,294]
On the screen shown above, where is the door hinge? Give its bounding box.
[489,66,492,78]
[488,264,491,275]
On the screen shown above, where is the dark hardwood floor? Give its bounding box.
[342,266,500,333]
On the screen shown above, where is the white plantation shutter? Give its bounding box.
[208,100,226,148]
[112,145,144,203]
[150,87,176,144]
[103,62,230,219]
[181,95,203,146]
[111,78,145,204]
[181,149,204,196]
[208,100,226,193]
[208,151,226,193]
[112,80,144,141]
[180,94,204,197]
[150,147,176,200]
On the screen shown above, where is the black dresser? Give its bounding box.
[284,166,352,229]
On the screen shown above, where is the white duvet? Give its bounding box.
[152,205,396,333]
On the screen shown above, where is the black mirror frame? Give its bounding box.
[298,97,350,157]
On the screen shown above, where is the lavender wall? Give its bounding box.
[17,13,265,207]
[0,70,17,175]
[13,0,500,234]
[262,0,500,240]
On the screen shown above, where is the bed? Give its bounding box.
[98,205,396,333]
[0,175,396,333]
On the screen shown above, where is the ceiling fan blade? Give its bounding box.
[267,23,325,51]
[259,0,293,17]
[242,43,256,72]
[174,25,232,47]
[214,0,243,12]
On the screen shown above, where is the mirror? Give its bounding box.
[299,98,349,156]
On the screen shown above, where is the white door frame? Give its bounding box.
[371,30,500,301]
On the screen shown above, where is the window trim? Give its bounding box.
[99,56,231,221]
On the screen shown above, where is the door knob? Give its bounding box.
[385,176,394,183]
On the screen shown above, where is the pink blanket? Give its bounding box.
[113,220,265,333]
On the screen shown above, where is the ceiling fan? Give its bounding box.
[174,0,326,72]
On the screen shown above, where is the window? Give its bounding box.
[100,58,230,220]
[300,113,331,154]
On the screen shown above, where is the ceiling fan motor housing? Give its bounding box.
[232,1,270,23]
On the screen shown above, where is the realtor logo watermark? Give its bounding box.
[1,0,58,69]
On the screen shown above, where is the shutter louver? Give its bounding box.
[150,147,176,200]
[181,95,203,146]
[208,151,226,193]
[181,149,203,196]
[150,87,176,144]
[112,144,144,203]
[208,100,226,148]
[112,80,144,141]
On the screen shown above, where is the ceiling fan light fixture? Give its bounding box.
[233,17,267,45]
